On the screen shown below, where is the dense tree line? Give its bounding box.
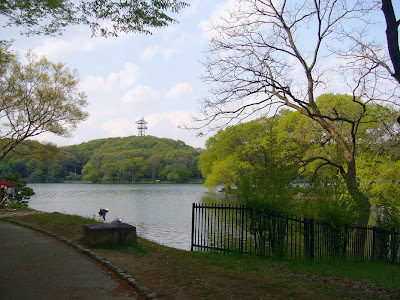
[195,0,400,246]
[0,136,202,183]
[199,94,400,229]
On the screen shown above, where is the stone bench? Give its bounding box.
[83,223,137,248]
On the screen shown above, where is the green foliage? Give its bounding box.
[298,177,358,226]
[4,173,34,200]
[199,117,294,191]
[200,93,400,229]
[0,135,202,183]
[0,50,88,162]
[1,0,189,37]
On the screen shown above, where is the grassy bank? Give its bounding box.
[4,212,400,299]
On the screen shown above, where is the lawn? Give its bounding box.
[3,211,399,299]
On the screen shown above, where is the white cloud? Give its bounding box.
[148,111,192,127]
[118,63,140,88]
[144,111,206,147]
[80,63,140,92]
[199,0,261,40]
[166,82,194,99]
[141,45,160,60]
[121,85,161,104]
[182,0,202,17]
[30,38,97,61]
[199,0,237,40]
[140,45,180,61]
[33,40,71,58]
[102,119,133,137]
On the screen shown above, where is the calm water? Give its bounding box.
[27,183,231,250]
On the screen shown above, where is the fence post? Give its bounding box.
[372,226,376,258]
[191,203,195,251]
[190,203,399,264]
[304,218,314,260]
[239,205,244,253]
[310,218,314,259]
[342,224,348,256]
[304,217,309,259]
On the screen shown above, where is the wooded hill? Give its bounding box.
[0,136,203,183]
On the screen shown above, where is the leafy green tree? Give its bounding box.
[357,153,400,229]
[129,157,148,182]
[196,0,400,233]
[47,162,65,183]
[100,161,118,182]
[276,94,399,225]
[147,155,162,180]
[27,169,46,183]
[1,0,188,37]
[199,117,292,190]
[0,50,88,162]
[166,168,192,182]
[116,157,148,182]
[0,135,202,183]
[82,162,101,183]
[5,173,34,200]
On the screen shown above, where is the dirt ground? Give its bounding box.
[2,210,399,300]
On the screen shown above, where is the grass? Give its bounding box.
[284,258,400,291]
[4,211,400,299]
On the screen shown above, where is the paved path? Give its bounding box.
[0,221,138,299]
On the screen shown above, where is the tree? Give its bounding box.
[346,0,400,123]
[277,94,399,218]
[0,50,88,162]
[381,0,400,85]
[82,162,101,182]
[117,157,148,182]
[147,154,162,180]
[196,0,400,229]
[0,0,188,37]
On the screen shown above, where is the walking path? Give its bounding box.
[0,221,139,299]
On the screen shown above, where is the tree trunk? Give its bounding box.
[341,168,371,259]
[382,0,400,124]
[382,0,400,84]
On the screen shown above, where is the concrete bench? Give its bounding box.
[83,223,137,248]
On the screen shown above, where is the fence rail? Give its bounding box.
[191,203,400,263]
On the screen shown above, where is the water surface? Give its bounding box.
[28,183,213,250]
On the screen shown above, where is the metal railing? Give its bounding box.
[191,203,400,263]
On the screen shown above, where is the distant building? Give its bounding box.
[136,117,148,136]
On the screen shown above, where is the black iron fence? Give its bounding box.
[191,203,400,263]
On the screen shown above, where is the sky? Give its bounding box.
[2,0,236,149]
[2,0,398,149]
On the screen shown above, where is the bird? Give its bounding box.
[98,208,109,221]
[111,218,122,224]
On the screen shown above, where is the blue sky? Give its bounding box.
[2,0,398,149]
[2,0,234,149]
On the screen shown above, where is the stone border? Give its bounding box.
[0,217,158,300]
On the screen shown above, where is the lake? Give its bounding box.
[27,183,233,250]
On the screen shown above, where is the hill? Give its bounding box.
[0,136,203,183]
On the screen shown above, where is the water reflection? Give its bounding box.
[201,191,238,204]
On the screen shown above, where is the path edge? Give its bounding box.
[0,217,158,300]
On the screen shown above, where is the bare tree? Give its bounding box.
[196,0,399,230]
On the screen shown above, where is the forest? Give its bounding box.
[0,135,202,183]
[198,94,400,229]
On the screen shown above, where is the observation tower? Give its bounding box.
[136,117,148,136]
